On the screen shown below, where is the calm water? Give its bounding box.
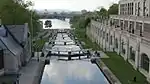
[40,19,71,29]
[40,19,109,84]
[41,60,109,84]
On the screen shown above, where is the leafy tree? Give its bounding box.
[99,8,108,18]
[108,4,118,15]
[0,0,41,36]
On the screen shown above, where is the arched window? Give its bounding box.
[103,31,105,39]
[106,33,108,42]
[110,36,113,45]
[130,46,135,61]
[115,38,118,49]
[141,53,149,72]
[121,40,125,55]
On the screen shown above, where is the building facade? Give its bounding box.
[0,23,32,83]
[86,0,150,82]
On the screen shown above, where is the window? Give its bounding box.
[120,20,124,30]
[115,38,118,49]
[103,32,105,39]
[0,49,4,69]
[141,53,149,72]
[124,21,128,30]
[143,0,146,16]
[121,40,125,55]
[138,2,140,16]
[135,3,137,15]
[106,33,108,42]
[130,47,135,62]
[140,24,143,36]
[131,3,133,15]
[110,36,113,45]
[129,21,134,34]
[128,3,130,15]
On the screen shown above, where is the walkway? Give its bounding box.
[19,58,44,84]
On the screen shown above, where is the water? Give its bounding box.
[41,60,109,84]
[40,19,110,84]
[40,19,71,29]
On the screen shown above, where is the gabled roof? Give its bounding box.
[0,25,23,56]
[6,25,25,43]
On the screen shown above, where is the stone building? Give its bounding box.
[0,23,31,83]
[86,0,150,82]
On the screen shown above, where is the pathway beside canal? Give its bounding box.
[19,57,45,84]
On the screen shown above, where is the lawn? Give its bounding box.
[102,52,149,84]
[75,28,102,51]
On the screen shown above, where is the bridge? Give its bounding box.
[39,13,73,20]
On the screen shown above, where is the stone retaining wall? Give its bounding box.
[95,59,121,84]
[33,61,45,84]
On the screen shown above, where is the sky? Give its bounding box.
[26,0,119,11]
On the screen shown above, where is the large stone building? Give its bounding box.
[86,0,150,82]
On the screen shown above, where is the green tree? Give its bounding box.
[99,8,108,18]
[108,4,118,15]
[0,0,41,36]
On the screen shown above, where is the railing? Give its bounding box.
[110,15,150,22]
[130,33,137,40]
[141,38,150,46]
[122,31,128,35]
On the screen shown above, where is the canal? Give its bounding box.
[40,19,71,29]
[40,19,110,84]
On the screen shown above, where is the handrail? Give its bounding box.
[141,37,150,46]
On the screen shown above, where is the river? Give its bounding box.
[40,19,109,84]
[40,19,71,29]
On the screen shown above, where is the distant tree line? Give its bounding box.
[70,3,118,29]
[0,0,41,36]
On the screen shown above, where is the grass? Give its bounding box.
[101,52,149,84]
[75,28,102,51]
[74,27,149,84]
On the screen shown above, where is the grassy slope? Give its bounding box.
[102,52,148,84]
[75,28,102,50]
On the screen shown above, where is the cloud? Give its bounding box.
[26,0,119,11]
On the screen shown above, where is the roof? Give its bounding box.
[6,25,28,43]
[0,25,23,56]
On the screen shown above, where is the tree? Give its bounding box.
[0,0,41,36]
[81,9,87,14]
[99,8,108,18]
[108,4,118,15]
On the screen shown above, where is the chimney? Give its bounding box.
[0,19,1,27]
[23,23,29,41]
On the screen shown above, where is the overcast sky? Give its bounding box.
[27,0,119,11]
